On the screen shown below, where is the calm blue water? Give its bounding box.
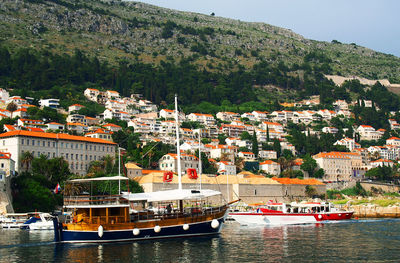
[1,219,400,262]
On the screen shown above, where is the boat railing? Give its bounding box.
[64,195,129,207]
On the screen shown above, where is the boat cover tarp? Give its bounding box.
[122,189,222,202]
[68,175,129,183]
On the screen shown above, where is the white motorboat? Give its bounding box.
[22,213,54,230]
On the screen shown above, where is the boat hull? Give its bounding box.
[54,217,226,243]
[230,212,353,225]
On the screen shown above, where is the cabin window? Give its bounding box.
[254,189,257,195]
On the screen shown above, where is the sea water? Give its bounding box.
[0,219,399,262]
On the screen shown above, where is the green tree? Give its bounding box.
[273,139,281,157]
[252,131,259,157]
[300,154,318,177]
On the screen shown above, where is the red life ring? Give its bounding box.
[163,171,173,182]
[187,168,198,179]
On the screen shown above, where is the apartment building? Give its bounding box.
[159,153,199,174]
[0,130,116,175]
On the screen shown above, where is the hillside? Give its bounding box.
[1,0,400,83]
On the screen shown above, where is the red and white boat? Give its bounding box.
[229,202,353,225]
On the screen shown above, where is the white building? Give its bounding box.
[386,137,400,146]
[84,88,100,102]
[370,159,394,168]
[216,112,240,122]
[356,125,382,141]
[322,127,339,134]
[238,151,256,161]
[68,104,84,113]
[334,138,360,151]
[0,88,10,101]
[258,150,277,160]
[216,161,236,175]
[259,160,280,176]
[159,153,199,174]
[39,99,59,109]
[0,130,116,175]
[313,152,352,181]
[187,113,215,126]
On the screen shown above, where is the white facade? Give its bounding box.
[259,160,281,176]
[159,153,199,174]
[217,161,236,175]
[39,99,59,109]
[84,88,100,102]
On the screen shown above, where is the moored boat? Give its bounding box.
[21,213,54,230]
[53,176,230,243]
[230,201,353,225]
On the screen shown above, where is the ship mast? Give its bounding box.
[174,95,182,190]
[198,132,202,191]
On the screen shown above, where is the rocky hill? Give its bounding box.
[1,0,400,83]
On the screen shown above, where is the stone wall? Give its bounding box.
[360,182,400,193]
[350,204,400,218]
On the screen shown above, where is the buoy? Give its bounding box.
[98,225,104,238]
[183,224,189,231]
[211,219,219,229]
[154,225,161,233]
[318,214,322,219]
[133,228,140,236]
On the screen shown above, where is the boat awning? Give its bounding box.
[68,175,129,183]
[122,189,222,202]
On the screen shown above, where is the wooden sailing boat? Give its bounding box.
[53,95,232,243]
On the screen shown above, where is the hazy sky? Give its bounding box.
[137,0,400,57]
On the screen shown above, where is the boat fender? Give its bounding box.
[318,215,322,219]
[98,225,104,238]
[183,224,189,231]
[133,228,140,236]
[211,219,219,229]
[154,225,161,233]
[339,214,341,217]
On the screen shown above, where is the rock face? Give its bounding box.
[350,205,400,218]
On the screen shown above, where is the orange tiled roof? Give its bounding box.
[260,160,278,165]
[272,177,324,185]
[0,130,116,145]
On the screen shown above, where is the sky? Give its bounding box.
[136,0,400,57]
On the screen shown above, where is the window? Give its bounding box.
[32,140,35,146]
[21,139,24,145]
[90,155,92,161]
[43,141,45,147]
[53,153,55,158]
[53,142,55,147]
[76,144,78,149]
[80,144,83,149]
[48,141,50,147]
[71,144,73,149]
[66,153,69,159]
[94,146,96,151]
[66,143,68,148]
[80,154,83,160]
[103,146,105,151]
[2,140,4,146]
[85,155,88,160]
[76,154,78,160]
[90,145,92,151]
[61,142,64,148]
[27,139,29,145]
[94,156,97,161]
[1,163,4,168]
